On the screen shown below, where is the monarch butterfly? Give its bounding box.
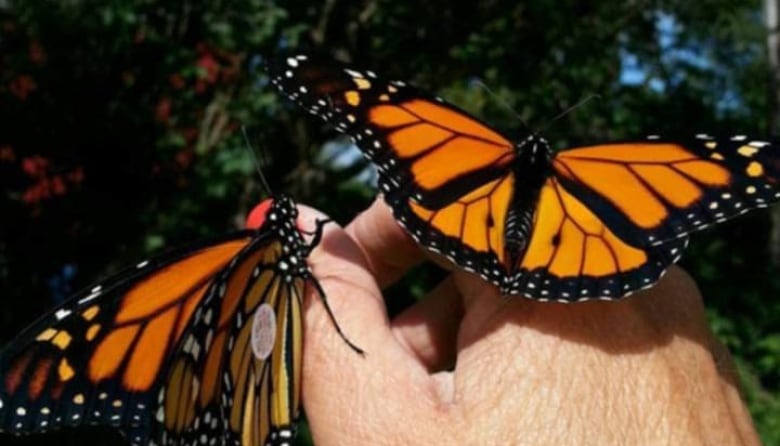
[0,194,360,445]
[268,54,780,302]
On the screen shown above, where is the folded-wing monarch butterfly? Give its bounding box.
[0,193,361,446]
[268,53,780,302]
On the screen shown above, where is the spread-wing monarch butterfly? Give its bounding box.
[0,194,361,446]
[268,53,780,302]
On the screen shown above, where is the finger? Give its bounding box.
[391,276,464,372]
[345,197,425,288]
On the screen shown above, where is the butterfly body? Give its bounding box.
[501,135,554,266]
[269,54,780,302]
[0,194,339,446]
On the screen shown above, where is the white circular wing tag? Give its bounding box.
[251,303,277,360]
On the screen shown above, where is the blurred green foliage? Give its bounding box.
[0,0,778,444]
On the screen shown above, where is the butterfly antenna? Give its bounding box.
[537,94,601,134]
[472,79,532,134]
[241,126,273,196]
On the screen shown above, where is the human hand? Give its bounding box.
[298,198,760,446]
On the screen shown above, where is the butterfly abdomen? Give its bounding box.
[504,136,554,269]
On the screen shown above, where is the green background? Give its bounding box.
[0,0,778,444]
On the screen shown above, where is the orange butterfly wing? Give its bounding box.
[221,242,304,446]
[0,196,326,446]
[0,233,252,440]
[507,178,687,299]
[154,232,306,446]
[371,98,519,285]
[368,98,514,205]
[269,55,518,282]
[552,137,780,247]
[506,136,780,299]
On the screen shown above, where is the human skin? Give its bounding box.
[297,198,761,446]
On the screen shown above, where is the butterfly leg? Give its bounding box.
[308,277,365,355]
[303,218,333,255]
[300,217,364,354]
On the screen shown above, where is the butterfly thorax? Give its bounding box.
[504,135,552,268]
[261,196,311,281]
